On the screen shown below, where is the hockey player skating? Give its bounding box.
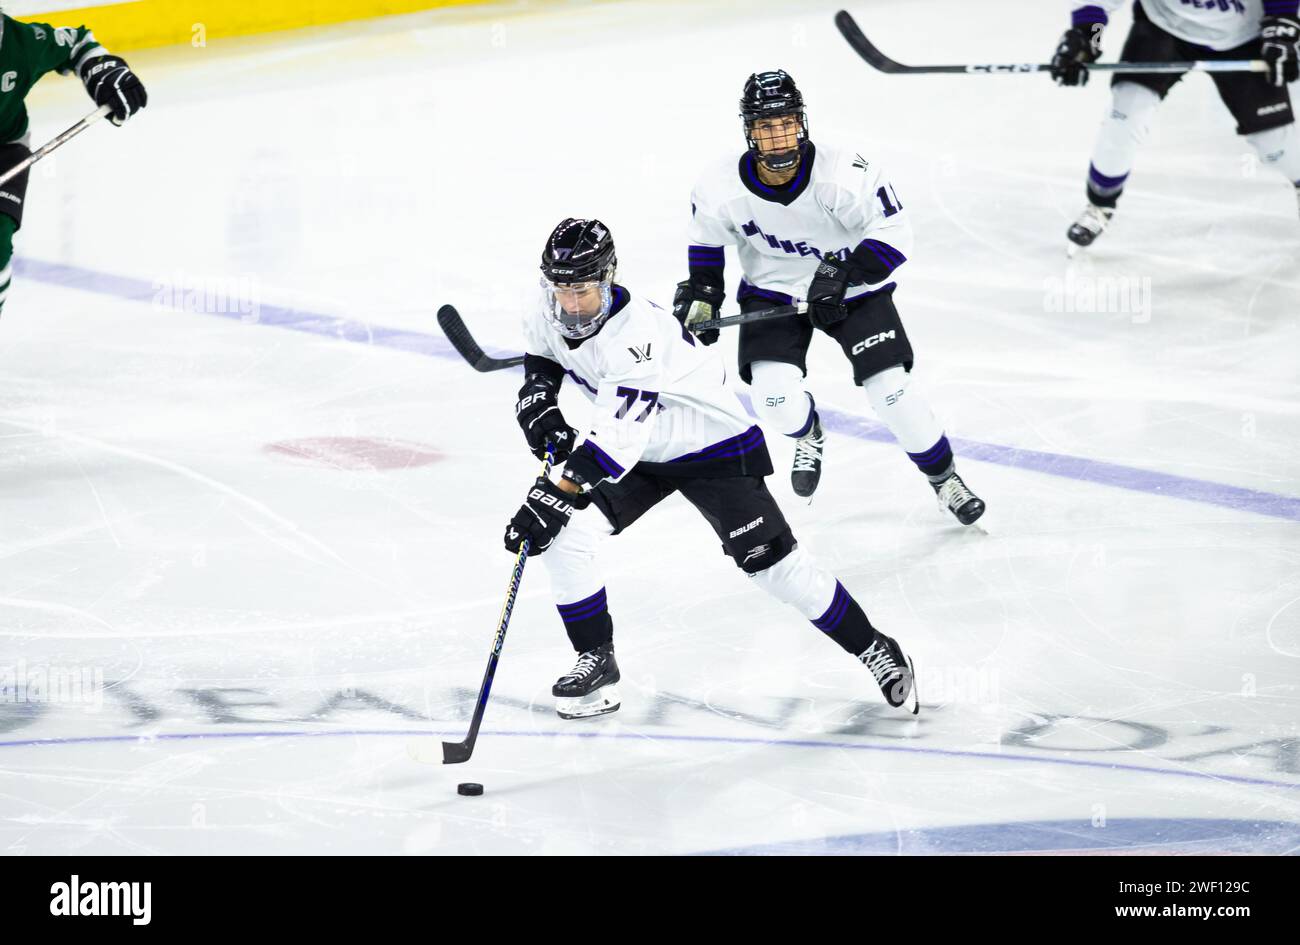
[502,218,918,720]
[1052,1,1300,250]
[673,70,985,526]
[0,13,147,316]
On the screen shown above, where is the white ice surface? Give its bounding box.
[0,0,1298,854]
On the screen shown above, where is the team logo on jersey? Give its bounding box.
[627,344,653,363]
[740,220,850,263]
[851,153,870,171]
[850,330,896,355]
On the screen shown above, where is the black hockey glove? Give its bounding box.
[504,478,580,556]
[672,278,725,345]
[806,256,852,329]
[1051,24,1103,87]
[81,56,148,126]
[1262,16,1300,88]
[516,373,577,462]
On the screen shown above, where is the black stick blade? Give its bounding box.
[442,740,472,764]
[437,304,489,368]
[437,304,526,373]
[835,10,907,73]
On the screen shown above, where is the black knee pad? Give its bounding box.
[728,526,797,575]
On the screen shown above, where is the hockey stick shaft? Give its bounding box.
[437,304,525,373]
[834,10,1266,76]
[692,302,809,332]
[441,448,554,764]
[0,105,112,189]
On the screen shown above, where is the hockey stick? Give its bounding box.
[0,105,112,189]
[691,301,809,333]
[432,446,554,765]
[437,304,525,372]
[834,10,1267,76]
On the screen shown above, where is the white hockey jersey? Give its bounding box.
[1074,0,1285,52]
[687,141,913,304]
[521,286,771,483]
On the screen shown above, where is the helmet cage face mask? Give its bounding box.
[540,271,615,340]
[740,70,809,171]
[743,109,809,171]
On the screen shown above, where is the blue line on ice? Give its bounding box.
[3,727,1299,792]
[15,257,1300,523]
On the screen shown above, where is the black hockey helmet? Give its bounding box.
[539,218,618,340]
[739,70,808,171]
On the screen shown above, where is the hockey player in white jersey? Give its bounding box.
[1052,1,1300,250]
[674,70,985,526]
[503,218,918,720]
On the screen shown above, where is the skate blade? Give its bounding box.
[556,685,621,720]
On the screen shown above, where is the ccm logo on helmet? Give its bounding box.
[850,330,896,355]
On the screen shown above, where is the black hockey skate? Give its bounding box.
[553,642,621,720]
[1066,203,1114,255]
[858,632,917,714]
[933,472,985,526]
[791,413,825,499]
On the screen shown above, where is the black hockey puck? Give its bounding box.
[457,782,483,796]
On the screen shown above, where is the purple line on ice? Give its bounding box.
[2,727,1299,793]
[15,257,1300,523]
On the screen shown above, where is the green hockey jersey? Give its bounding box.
[0,15,105,144]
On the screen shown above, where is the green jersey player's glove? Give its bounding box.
[81,57,148,125]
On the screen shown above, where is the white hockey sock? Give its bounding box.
[863,366,953,478]
[1087,81,1161,206]
[750,360,816,437]
[542,509,616,649]
[749,548,876,653]
[748,547,836,619]
[1246,123,1300,187]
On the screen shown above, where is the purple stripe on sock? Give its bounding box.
[557,588,607,615]
[1089,164,1130,191]
[813,582,849,632]
[907,436,953,466]
[790,396,817,439]
[559,601,609,623]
